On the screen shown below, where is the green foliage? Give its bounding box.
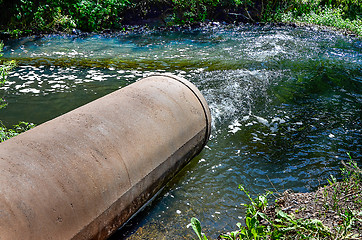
[0,42,16,109]
[0,42,15,84]
[0,0,361,35]
[0,121,35,142]
[341,153,361,184]
[33,4,76,32]
[190,156,362,239]
[190,217,209,240]
[71,0,130,31]
[239,184,271,216]
[276,0,362,35]
[6,0,131,33]
[0,42,35,142]
[273,210,331,239]
[321,0,362,20]
[171,0,220,23]
[283,6,362,35]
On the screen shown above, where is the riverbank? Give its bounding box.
[0,0,361,38]
[213,158,362,240]
[1,11,361,239]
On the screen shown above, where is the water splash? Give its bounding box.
[1,25,361,239]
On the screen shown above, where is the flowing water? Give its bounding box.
[1,25,361,239]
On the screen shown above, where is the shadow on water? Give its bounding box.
[1,25,361,238]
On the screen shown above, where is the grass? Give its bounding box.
[280,7,362,36]
[190,153,362,239]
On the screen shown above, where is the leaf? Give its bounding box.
[191,217,203,240]
[277,210,296,224]
[236,222,242,229]
[220,234,232,240]
[280,226,297,232]
[276,210,289,219]
[245,216,251,228]
[256,212,270,222]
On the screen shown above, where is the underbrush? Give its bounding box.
[280,6,362,36]
[190,154,362,239]
[0,0,130,34]
[0,0,360,36]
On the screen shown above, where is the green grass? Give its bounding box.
[281,7,362,36]
[190,154,362,239]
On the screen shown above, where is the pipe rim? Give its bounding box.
[141,74,212,147]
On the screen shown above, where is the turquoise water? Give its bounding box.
[1,25,361,239]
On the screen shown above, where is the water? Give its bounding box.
[1,25,361,239]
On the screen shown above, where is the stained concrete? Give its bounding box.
[0,74,211,240]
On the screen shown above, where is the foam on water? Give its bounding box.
[1,25,361,239]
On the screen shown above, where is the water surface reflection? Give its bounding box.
[1,25,361,238]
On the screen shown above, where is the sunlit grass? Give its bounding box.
[190,154,362,239]
[281,7,362,36]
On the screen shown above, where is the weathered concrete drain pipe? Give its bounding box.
[0,74,211,239]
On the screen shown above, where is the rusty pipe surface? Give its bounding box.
[0,74,211,240]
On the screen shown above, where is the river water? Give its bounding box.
[1,25,361,239]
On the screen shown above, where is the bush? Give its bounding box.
[281,6,362,35]
[0,121,35,142]
[71,0,130,31]
[1,0,131,33]
[0,0,361,35]
[172,0,220,23]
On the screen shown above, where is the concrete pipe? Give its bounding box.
[0,74,211,240]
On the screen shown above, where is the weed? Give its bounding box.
[0,121,35,142]
[190,217,208,240]
[190,153,361,239]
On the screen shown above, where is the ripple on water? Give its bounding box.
[1,26,361,239]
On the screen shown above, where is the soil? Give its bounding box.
[264,180,362,238]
